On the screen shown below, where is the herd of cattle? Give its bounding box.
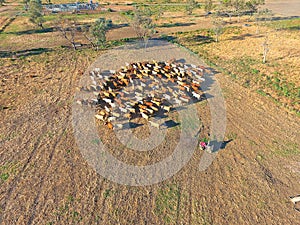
[77,60,207,129]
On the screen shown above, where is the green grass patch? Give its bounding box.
[121,10,134,19]
[155,184,180,223]
[226,132,237,140]
[0,162,20,182]
[0,173,9,181]
[256,89,267,96]
[272,142,299,157]
[103,188,115,199]
[54,194,82,221]
[266,18,300,31]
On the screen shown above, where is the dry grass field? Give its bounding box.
[0,0,299,224]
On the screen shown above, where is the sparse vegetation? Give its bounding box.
[204,0,214,14]
[0,162,20,182]
[0,1,299,224]
[54,16,79,50]
[131,6,156,47]
[211,13,225,42]
[155,184,180,223]
[82,18,110,50]
[28,0,44,29]
[174,23,300,113]
[272,142,299,157]
[185,0,199,15]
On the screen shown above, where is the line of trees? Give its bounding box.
[54,16,110,51]
[22,0,267,56]
[203,0,270,63]
[218,0,265,21]
[22,0,110,50]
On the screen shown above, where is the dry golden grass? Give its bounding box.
[174,20,300,113]
[0,2,300,224]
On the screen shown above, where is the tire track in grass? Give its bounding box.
[0,51,98,224]
[188,177,193,225]
[144,186,154,224]
[57,56,81,225]
[88,136,118,223]
[0,122,48,224]
[88,176,112,224]
[26,55,80,225]
[0,53,68,164]
[97,182,115,223]
[70,54,112,225]
[0,54,77,224]
[75,54,118,224]
[0,108,62,214]
[26,124,69,225]
[85,177,102,224]
[175,184,182,225]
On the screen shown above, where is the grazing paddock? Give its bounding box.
[0,1,300,224]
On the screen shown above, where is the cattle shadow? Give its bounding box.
[120,122,143,130]
[163,120,180,128]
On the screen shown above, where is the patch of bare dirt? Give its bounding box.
[264,0,300,17]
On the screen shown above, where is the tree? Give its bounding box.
[55,16,79,50]
[28,0,45,29]
[235,0,245,21]
[204,0,214,15]
[211,13,225,42]
[253,8,272,63]
[23,0,30,11]
[131,7,156,48]
[220,0,265,21]
[186,0,199,15]
[262,35,269,63]
[83,18,110,50]
[254,8,272,34]
[219,0,235,21]
[245,0,265,12]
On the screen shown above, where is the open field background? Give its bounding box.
[0,0,300,224]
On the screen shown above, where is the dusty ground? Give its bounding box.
[1,43,299,225]
[0,1,300,225]
[264,0,300,17]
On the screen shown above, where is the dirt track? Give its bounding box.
[0,41,299,224]
[264,0,300,17]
